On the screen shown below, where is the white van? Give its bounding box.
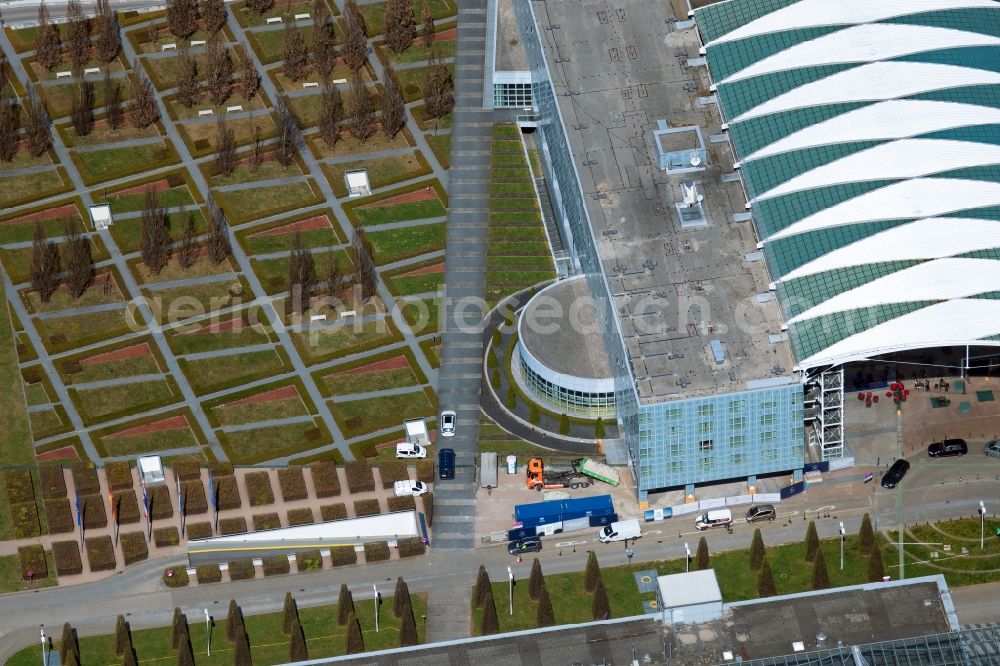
[695,508,732,530]
[396,442,427,459]
[598,519,642,543]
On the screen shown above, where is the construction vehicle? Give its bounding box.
[525,458,621,491]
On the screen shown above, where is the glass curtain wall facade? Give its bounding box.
[511,0,805,498]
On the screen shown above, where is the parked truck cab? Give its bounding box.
[599,519,642,543]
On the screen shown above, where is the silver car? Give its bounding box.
[985,440,1000,458]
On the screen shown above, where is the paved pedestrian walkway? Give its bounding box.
[425,586,472,642]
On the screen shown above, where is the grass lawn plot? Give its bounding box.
[94,412,202,457]
[322,151,432,198]
[0,305,33,467]
[218,417,330,464]
[347,182,446,226]
[0,169,70,208]
[110,208,207,254]
[0,552,57,594]
[207,159,305,188]
[249,23,342,65]
[167,315,273,355]
[419,337,439,368]
[34,309,132,354]
[41,78,133,119]
[213,179,323,224]
[240,211,344,255]
[131,253,236,286]
[233,0,336,27]
[0,205,83,244]
[1,234,109,285]
[69,377,181,424]
[58,119,160,149]
[252,248,353,295]
[104,173,197,214]
[364,222,445,264]
[57,340,162,385]
[291,318,402,364]
[179,347,289,395]
[309,128,412,160]
[177,115,278,158]
[7,593,426,666]
[399,297,441,336]
[208,383,311,427]
[0,148,53,173]
[378,31,456,64]
[331,388,435,437]
[384,259,444,296]
[30,406,72,440]
[395,62,454,103]
[424,132,450,168]
[144,276,251,325]
[358,0,455,35]
[72,140,180,185]
[317,349,423,396]
[19,269,122,316]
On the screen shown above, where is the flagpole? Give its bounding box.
[75,491,83,550]
[109,490,118,547]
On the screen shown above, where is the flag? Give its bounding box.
[108,490,115,522]
[141,481,149,519]
[864,472,874,484]
[75,491,81,526]
[208,470,216,511]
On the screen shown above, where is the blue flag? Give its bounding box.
[208,470,216,510]
[75,492,81,526]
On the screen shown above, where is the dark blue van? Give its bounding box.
[438,448,455,480]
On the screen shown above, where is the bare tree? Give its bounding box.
[245,0,274,16]
[287,232,316,313]
[381,64,405,138]
[343,0,368,72]
[384,0,415,54]
[25,85,53,157]
[421,0,434,49]
[35,3,63,71]
[175,43,200,107]
[204,32,232,106]
[206,194,231,263]
[128,67,159,128]
[30,222,61,303]
[103,71,123,128]
[140,186,170,274]
[214,115,236,175]
[94,0,121,63]
[250,124,263,169]
[201,0,227,34]
[324,256,342,297]
[0,85,20,162]
[349,74,375,143]
[423,50,453,121]
[235,43,259,101]
[312,0,334,81]
[352,231,377,300]
[178,213,198,268]
[282,21,308,82]
[63,218,93,298]
[166,0,198,39]
[274,95,298,167]
[70,79,95,136]
[318,83,343,147]
[65,0,91,75]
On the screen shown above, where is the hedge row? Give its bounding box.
[86,536,117,571]
[11,500,41,538]
[104,461,133,491]
[52,540,82,576]
[262,555,290,576]
[363,541,390,562]
[216,477,241,511]
[187,522,213,540]
[245,471,275,506]
[344,462,375,493]
[277,467,308,501]
[196,564,222,584]
[253,512,281,531]
[423,492,433,527]
[18,545,47,580]
[163,567,189,587]
[329,546,357,567]
[228,560,255,581]
[296,550,323,572]
[287,508,313,526]
[219,517,247,536]
[40,466,67,499]
[320,503,347,521]
[150,486,173,520]
[154,526,180,547]
[82,494,107,529]
[120,532,149,566]
[209,463,235,477]
[397,537,425,558]
[45,499,74,534]
[113,490,141,525]
[172,460,201,481]
[354,499,381,517]
[310,462,340,497]
[387,496,415,513]
[182,480,208,514]
[377,460,407,489]
[5,469,35,504]
[72,464,101,495]
[416,460,434,484]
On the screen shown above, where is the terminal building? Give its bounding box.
[494,0,1000,500]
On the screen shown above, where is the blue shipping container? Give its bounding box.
[514,495,614,528]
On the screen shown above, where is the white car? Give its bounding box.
[393,480,429,497]
[395,443,427,459]
[440,410,456,437]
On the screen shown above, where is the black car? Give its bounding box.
[745,504,777,523]
[881,459,911,489]
[508,537,542,555]
[438,447,455,480]
[928,438,968,458]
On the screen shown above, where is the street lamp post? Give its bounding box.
[839,522,846,571]
[374,584,380,633]
[39,627,46,666]
[684,543,691,573]
[980,501,987,550]
[507,566,514,617]
[625,545,634,566]
[204,609,211,656]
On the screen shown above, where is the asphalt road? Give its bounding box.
[1,454,997,659]
[0,0,167,26]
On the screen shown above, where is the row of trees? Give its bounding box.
[30,219,94,303]
[139,186,231,275]
[284,225,376,314]
[0,83,53,159]
[165,0,228,39]
[36,0,121,73]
